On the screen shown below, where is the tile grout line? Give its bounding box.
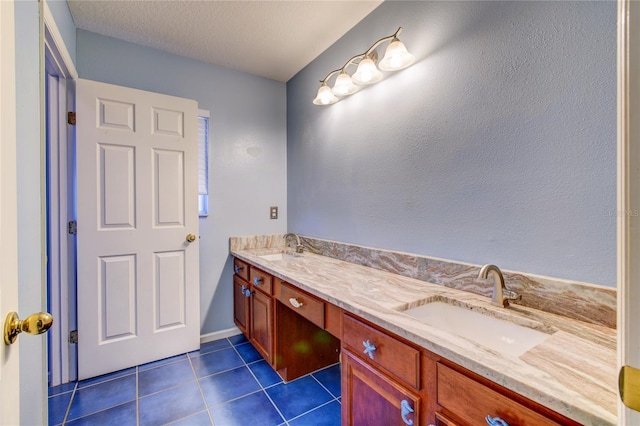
[229,338,289,425]
[285,398,339,424]
[310,369,340,400]
[188,343,216,425]
[60,381,78,426]
[136,366,140,426]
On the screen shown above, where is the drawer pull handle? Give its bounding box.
[400,400,414,425]
[234,265,244,274]
[486,416,509,426]
[362,340,377,359]
[253,277,263,286]
[289,298,303,308]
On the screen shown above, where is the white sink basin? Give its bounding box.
[258,252,302,262]
[401,301,550,357]
[259,253,286,261]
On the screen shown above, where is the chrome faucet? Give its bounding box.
[283,233,304,253]
[478,264,521,308]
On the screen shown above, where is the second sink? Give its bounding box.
[400,300,551,357]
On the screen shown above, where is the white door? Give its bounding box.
[0,1,21,422]
[76,79,200,379]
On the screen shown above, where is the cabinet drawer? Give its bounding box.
[342,314,420,389]
[276,281,325,328]
[233,258,249,281]
[437,363,560,426]
[249,267,273,295]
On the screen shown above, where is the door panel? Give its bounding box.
[100,254,136,341]
[154,250,186,330]
[77,78,200,379]
[153,149,184,226]
[99,143,135,228]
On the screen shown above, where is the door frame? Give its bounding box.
[617,0,640,423]
[43,0,78,386]
[0,0,22,423]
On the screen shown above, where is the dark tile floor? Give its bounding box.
[48,334,341,425]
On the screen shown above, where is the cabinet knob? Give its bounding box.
[245,288,253,298]
[234,265,243,274]
[289,298,304,309]
[400,400,414,425]
[486,416,509,426]
[362,340,377,360]
[253,277,262,286]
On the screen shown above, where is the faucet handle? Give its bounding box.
[503,289,522,303]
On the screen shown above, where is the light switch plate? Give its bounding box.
[270,206,278,219]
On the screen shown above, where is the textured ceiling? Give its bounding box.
[68,0,383,82]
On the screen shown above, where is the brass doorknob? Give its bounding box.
[186,233,197,243]
[4,311,53,345]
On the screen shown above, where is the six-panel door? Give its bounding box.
[76,79,200,379]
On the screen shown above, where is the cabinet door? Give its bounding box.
[233,275,250,336]
[250,289,273,363]
[342,349,420,426]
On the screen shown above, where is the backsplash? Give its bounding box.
[230,235,616,329]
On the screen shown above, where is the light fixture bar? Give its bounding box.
[313,27,415,106]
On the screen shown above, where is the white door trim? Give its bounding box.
[43,0,77,385]
[0,0,22,423]
[617,0,640,423]
[42,0,77,79]
[46,72,75,386]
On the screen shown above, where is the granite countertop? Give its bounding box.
[231,248,617,425]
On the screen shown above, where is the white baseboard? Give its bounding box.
[200,326,242,344]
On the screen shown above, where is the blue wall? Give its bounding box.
[77,29,288,334]
[287,1,616,286]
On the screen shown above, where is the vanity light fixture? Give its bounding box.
[312,27,415,106]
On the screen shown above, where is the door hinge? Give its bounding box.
[69,330,78,344]
[67,111,76,125]
[68,220,77,235]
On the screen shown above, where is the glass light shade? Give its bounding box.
[378,40,415,71]
[351,57,383,85]
[313,84,339,105]
[331,72,359,96]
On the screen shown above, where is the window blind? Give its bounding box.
[197,112,209,215]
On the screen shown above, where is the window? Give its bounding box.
[198,110,209,216]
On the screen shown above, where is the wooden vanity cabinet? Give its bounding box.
[249,287,273,362]
[339,313,579,426]
[232,258,250,335]
[435,362,582,426]
[247,266,274,363]
[233,256,582,425]
[232,258,339,381]
[341,313,427,426]
[232,259,275,363]
[342,348,421,426]
[232,275,250,335]
[273,278,341,381]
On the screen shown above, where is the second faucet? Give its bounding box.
[283,233,304,253]
[478,264,521,308]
